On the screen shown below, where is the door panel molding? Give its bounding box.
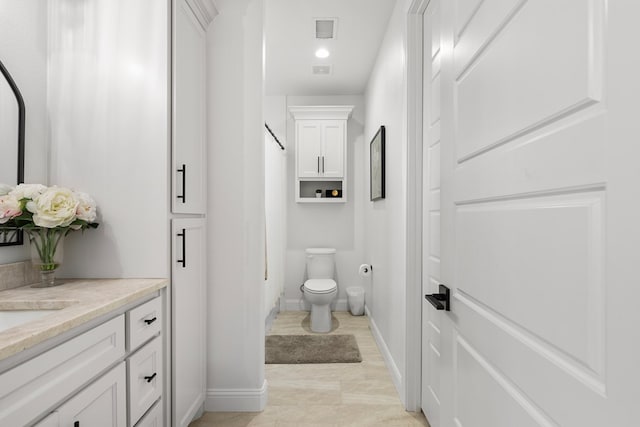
[454,332,559,427]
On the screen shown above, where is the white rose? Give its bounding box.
[0,184,13,196]
[74,191,97,223]
[10,183,47,201]
[0,195,22,224]
[27,186,79,228]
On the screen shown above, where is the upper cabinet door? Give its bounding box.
[173,0,207,214]
[321,120,345,178]
[296,121,323,178]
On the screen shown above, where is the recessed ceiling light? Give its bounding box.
[315,48,330,59]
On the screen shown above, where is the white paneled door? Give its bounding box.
[423,0,640,426]
[420,0,442,425]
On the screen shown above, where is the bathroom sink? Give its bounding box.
[0,300,76,333]
[0,310,58,333]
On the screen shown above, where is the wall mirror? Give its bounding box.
[0,58,25,246]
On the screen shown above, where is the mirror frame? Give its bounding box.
[0,58,25,246]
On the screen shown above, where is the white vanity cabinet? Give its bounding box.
[290,106,354,202]
[172,0,217,215]
[0,293,165,427]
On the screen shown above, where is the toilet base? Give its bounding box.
[310,303,332,333]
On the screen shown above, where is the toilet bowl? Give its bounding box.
[303,279,338,333]
[303,248,338,333]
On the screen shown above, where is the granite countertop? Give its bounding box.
[0,278,168,362]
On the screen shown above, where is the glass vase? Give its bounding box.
[25,227,66,287]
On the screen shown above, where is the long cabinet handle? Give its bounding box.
[317,156,320,173]
[177,164,186,203]
[322,156,325,173]
[177,229,186,268]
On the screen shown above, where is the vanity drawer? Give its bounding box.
[128,335,163,426]
[127,296,162,351]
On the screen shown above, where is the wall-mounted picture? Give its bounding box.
[370,125,385,201]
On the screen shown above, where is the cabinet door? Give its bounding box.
[171,218,206,427]
[321,120,345,178]
[57,363,127,427]
[172,0,207,214]
[296,121,323,177]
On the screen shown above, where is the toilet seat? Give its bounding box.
[303,279,337,294]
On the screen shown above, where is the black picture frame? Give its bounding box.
[370,125,385,201]
[0,58,25,246]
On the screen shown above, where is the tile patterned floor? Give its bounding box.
[190,311,430,427]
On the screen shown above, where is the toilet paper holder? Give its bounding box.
[358,264,373,277]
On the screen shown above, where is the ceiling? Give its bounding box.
[265,0,397,96]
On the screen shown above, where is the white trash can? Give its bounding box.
[346,287,365,316]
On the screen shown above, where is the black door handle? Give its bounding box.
[425,284,450,311]
[144,373,157,383]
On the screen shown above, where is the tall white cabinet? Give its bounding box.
[290,106,353,202]
[172,0,217,425]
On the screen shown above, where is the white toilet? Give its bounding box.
[303,247,338,333]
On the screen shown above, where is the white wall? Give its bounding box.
[47,0,169,279]
[363,0,410,403]
[207,0,266,411]
[281,95,367,312]
[264,95,287,318]
[0,0,49,264]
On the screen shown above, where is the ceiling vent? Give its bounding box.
[315,18,337,39]
[312,65,332,75]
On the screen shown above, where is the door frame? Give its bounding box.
[405,0,430,413]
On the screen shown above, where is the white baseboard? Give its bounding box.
[365,306,404,403]
[265,298,280,333]
[205,380,268,412]
[284,298,349,312]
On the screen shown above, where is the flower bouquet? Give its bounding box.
[0,183,99,287]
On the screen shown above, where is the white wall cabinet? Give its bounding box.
[296,120,345,178]
[290,106,353,203]
[171,218,207,427]
[172,0,215,214]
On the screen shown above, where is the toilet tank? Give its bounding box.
[305,248,336,279]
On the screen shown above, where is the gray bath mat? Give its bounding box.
[265,334,362,364]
